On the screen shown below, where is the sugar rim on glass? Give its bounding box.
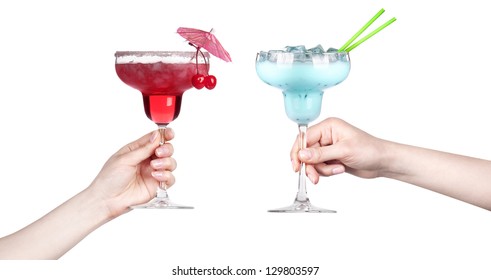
[115,51,210,64]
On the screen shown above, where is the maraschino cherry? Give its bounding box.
[204,75,217,89]
[191,74,206,89]
[190,44,217,90]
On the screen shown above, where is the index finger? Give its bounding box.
[290,120,334,158]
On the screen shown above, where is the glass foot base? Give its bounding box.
[131,197,194,210]
[268,200,336,213]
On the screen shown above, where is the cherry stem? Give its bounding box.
[188,42,210,75]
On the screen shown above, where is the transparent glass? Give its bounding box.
[115,51,210,209]
[256,50,351,213]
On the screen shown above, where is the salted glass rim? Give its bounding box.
[115,51,210,64]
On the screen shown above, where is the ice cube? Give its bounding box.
[326,47,338,53]
[266,50,282,61]
[285,45,307,53]
[307,44,325,54]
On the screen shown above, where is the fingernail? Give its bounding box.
[152,159,164,168]
[152,171,164,179]
[291,160,297,172]
[150,131,159,143]
[299,149,312,160]
[332,167,344,175]
[156,146,169,157]
[308,173,316,184]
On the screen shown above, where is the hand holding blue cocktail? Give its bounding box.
[256,8,396,213]
[256,46,350,213]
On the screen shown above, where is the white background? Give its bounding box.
[1,0,491,279]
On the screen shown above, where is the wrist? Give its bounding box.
[81,185,118,224]
[378,139,421,182]
[377,139,404,179]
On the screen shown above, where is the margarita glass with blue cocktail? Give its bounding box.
[256,45,350,213]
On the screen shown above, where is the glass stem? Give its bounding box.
[295,124,309,203]
[156,125,169,200]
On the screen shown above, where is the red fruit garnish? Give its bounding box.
[204,75,217,90]
[192,74,206,89]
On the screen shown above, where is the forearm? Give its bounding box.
[0,187,112,259]
[382,141,491,210]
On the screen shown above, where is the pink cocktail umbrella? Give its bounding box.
[177,27,232,62]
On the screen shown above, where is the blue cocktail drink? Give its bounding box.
[256,47,350,125]
[256,45,350,213]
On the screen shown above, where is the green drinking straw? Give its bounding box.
[338,8,386,52]
[345,17,397,52]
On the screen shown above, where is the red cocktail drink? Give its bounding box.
[115,52,209,125]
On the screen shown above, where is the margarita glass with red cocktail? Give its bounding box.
[115,50,211,209]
